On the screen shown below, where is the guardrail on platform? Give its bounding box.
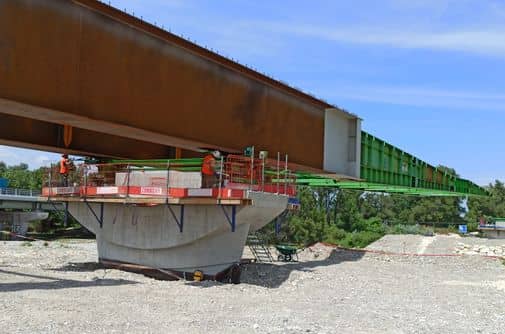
[41,155,297,200]
[0,188,41,197]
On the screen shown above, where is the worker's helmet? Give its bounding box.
[212,150,221,159]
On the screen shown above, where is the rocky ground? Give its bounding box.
[1,235,504,333]
[454,242,505,257]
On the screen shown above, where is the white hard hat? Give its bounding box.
[212,150,221,159]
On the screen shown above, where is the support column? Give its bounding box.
[0,211,49,238]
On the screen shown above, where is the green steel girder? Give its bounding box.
[358,131,487,197]
[295,177,486,197]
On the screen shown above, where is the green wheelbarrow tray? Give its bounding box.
[275,244,299,262]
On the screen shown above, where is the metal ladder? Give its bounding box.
[246,233,274,263]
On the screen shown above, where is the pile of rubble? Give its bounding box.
[297,242,337,261]
[454,243,505,257]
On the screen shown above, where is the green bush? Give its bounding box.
[339,230,384,248]
[287,216,320,245]
[467,221,478,232]
[387,224,434,236]
[447,224,458,233]
[321,224,347,244]
[359,217,386,234]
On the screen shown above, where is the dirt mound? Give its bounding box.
[297,242,337,261]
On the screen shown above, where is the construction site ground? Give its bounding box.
[1,234,504,334]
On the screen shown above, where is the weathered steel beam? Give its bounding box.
[0,0,350,168]
[0,113,176,159]
[0,98,239,154]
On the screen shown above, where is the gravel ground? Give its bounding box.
[1,236,505,334]
[366,233,505,255]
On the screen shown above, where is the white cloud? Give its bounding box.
[110,1,505,58]
[34,155,53,166]
[317,84,505,111]
[250,21,505,57]
[0,146,59,170]
[111,0,189,10]
[198,22,285,60]
[0,146,17,160]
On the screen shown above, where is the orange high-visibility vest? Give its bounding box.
[201,155,215,176]
[59,158,69,175]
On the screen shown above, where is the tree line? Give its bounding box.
[0,162,45,189]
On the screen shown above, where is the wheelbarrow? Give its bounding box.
[275,244,299,262]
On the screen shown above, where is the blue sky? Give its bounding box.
[1,0,504,185]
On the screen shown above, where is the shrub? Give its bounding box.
[447,224,458,233]
[467,221,479,232]
[321,225,347,244]
[388,224,434,236]
[339,230,384,248]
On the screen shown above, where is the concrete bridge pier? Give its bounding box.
[0,211,49,238]
[67,192,289,276]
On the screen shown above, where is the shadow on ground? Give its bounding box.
[185,248,365,289]
[0,268,138,292]
[239,249,365,288]
[50,262,105,272]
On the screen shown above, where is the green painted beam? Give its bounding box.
[110,158,204,165]
[296,176,486,197]
[359,131,487,196]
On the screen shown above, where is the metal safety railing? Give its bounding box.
[42,154,297,200]
[224,154,296,194]
[0,188,41,197]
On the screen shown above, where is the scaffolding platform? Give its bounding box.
[40,195,251,206]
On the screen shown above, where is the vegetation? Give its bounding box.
[261,180,505,248]
[0,162,44,189]
[466,181,505,223]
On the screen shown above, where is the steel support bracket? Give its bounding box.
[84,201,104,228]
[166,204,184,233]
[63,201,69,227]
[221,205,237,232]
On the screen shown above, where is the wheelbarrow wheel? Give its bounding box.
[285,254,292,262]
[277,254,284,262]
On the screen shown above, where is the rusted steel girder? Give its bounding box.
[0,113,175,159]
[0,0,352,169]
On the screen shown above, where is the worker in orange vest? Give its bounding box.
[59,154,71,186]
[202,150,221,188]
